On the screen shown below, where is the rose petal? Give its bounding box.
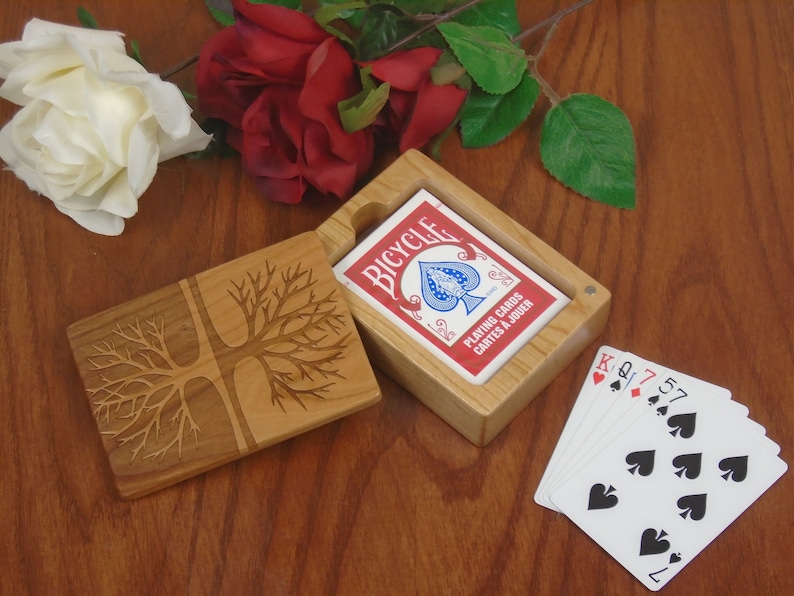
[83,73,148,165]
[398,78,467,152]
[232,0,328,43]
[21,19,127,52]
[241,87,301,178]
[95,172,139,218]
[233,9,328,82]
[301,121,359,199]
[299,38,371,164]
[126,116,159,196]
[196,27,266,127]
[248,173,306,205]
[1,51,83,106]
[19,66,86,115]
[0,19,126,104]
[158,118,212,161]
[54,202,125,236]
[368,47,444,92]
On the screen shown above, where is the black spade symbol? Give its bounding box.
[639,528,671,556]
[588,483,619,510]
[610,379,622,392]
[677,493,707,521]
[670,553,682,564]
[656,405,668,416]
[626,450,655,476]
[647,394,660,406]
[668,413,697,438]
[673,453,702,479]
[719,456,749,482]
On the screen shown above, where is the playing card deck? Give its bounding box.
[535,346,787,591]
[333,188,570,385]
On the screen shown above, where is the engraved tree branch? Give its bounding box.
[228,263,350,412]
[86,316,200,462]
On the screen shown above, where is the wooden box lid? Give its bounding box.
[67,232,381,499]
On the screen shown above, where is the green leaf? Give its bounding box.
[429,49,469,87]
[314,1,367,49]
[540,94,636,209]
[129,40,145,68]
[451,0,520,37]
[391,0,447,14]
[77,6,99,29]
[315,1,367,27]
[460,72,540,148]
[437,22,526,95]
[339,81,391,133]
[261,0,303,9]
[205,0,235,26]
[318,0,367,30]
[358,5,441,60]
[205,0,301,27]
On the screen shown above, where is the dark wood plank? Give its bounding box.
[1,1,792,594]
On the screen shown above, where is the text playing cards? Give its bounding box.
[535,346,787,591]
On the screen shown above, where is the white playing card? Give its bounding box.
[548,376,787,591]
[537,349,736,511]
[553,365,740,490]
[534,345,623,510]
[540,353,651,493]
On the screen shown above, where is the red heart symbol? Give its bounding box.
[593,371,606,385]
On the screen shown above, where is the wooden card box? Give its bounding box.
[67,233,380,499]
[316,150,610,446]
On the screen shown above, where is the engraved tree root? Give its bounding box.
[87,317,200,462]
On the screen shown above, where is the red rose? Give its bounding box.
[196,1,373,203]
[367,47,468,153]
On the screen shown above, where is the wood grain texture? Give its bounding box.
[2,1,793,594]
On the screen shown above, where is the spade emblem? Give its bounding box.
[667,412,697,438]
[673,453,702,479]
[587,483,619,510]
[677,493,707,521]
[639,529,671,556]
[719,456,749,482]
[626,450,655,476]
[419,261,485,314]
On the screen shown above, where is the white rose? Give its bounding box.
[0,19,211,235]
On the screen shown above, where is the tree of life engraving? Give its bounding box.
[88,316,201,463]
[225,263,349,412]
[85,260,350,464]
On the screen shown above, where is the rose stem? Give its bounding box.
[383,0,597,55]
[512,0,596,45]
[161,54,199,80]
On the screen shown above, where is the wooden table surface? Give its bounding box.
[2,1,793,594]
